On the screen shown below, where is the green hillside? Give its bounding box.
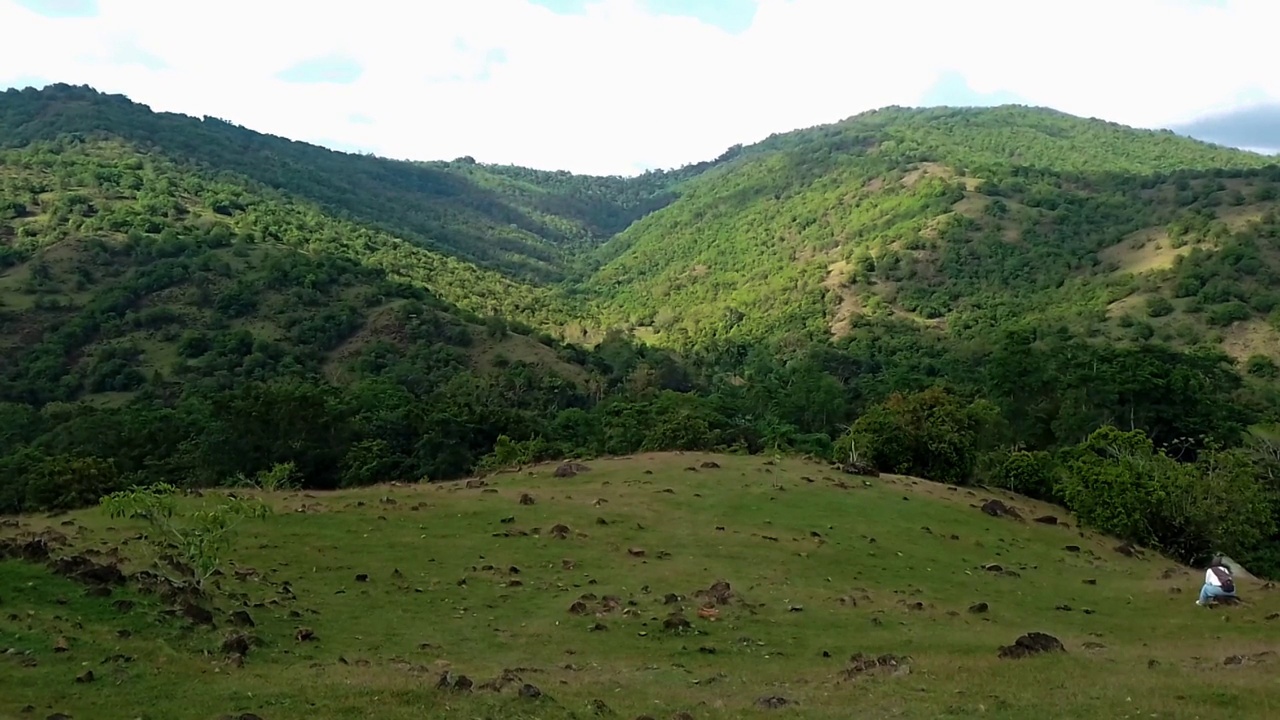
[2,84,1280,585]
[0,84,707,283]
[2,454,1277,720]
[586,105,1280,354]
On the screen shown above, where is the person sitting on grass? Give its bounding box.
[1197,556,1237,606]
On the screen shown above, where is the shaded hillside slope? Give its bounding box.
[0,84,709,282]
[0,133,595,408]
[1,454,1277,720]
[586,106,1280,356]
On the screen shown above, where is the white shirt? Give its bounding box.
[1206,567,1230,586]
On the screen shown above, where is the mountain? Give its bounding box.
[586,105,1280,356]
[1,84,1279,579]
[0,84,712,283]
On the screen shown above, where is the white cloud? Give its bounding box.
[2,0,1278,175]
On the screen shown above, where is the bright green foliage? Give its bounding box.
[837,387,1001,485]
[100,482,269,589]
[250,461,299,491]
[992,449,1058,501]
[1059,427,1276,565]
[586,105,1280,346]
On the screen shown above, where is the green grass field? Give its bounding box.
[2,453,1278,720]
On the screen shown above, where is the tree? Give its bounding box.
[100,483,269,591]
[1246,354,1279,378]
[1145,295,1174,318]
[1059,427,1276,563]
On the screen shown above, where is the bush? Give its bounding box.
[1246,354,1278,378]
[1059,427,1276,562]
[839,387,1001,485]
[1145,295,1174,318]
[992,450,1058,500]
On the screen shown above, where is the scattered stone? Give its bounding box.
[436,671,474,692]
[1055,604,1073,612]
[1148,659,1161,669]
[465,479,487,489]
[519,494,536,506]
[1033,515,1059,525]
[981,563,1004,573]
[180,602,215,626]
[51,554,125,586]
[842,652,909,679]
[1082,642,1107,650]
[53,636,69,653]
[222,632,252,657]
[997,632,1065,659]
[1083,578,1097,585]
[500,516,516,524]
[554,462,590,478]
[663,614,692,632]
[980,499,1022,520]
[664,593,681,605]
[627,548,646,557]
[1265,612,1278,621]
[569,601,590,615]
[700,461,721,469]
[551,524,572,540]
[588,699,613,715]
[596,517,609,526]
[75,670,94,683]
[295,627,316,643]
[695,580,734,606]
[1063,545,1081,553]
[755,696,790,709]
[1114,542,1142,558]
[836,461,879,477]
[518,683,543,699]
[589,622,608,632]
[355,573,369,583]
[562,559,577,570]
[968,602,989,614]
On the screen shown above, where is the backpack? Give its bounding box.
[1210,566,1235,594]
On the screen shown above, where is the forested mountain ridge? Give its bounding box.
[3,84,1280,579]
[586,105,1280,356]
[0,84,710,283]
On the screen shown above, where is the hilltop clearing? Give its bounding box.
[2,454,1277,720]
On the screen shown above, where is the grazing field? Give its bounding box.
[2,453,1278,720]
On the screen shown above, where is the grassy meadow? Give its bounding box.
[2,453,1278,720]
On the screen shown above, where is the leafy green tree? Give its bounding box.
[100,483,270,590]
[1145,295,1174,318]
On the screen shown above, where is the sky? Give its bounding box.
[2,0,1279,176]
